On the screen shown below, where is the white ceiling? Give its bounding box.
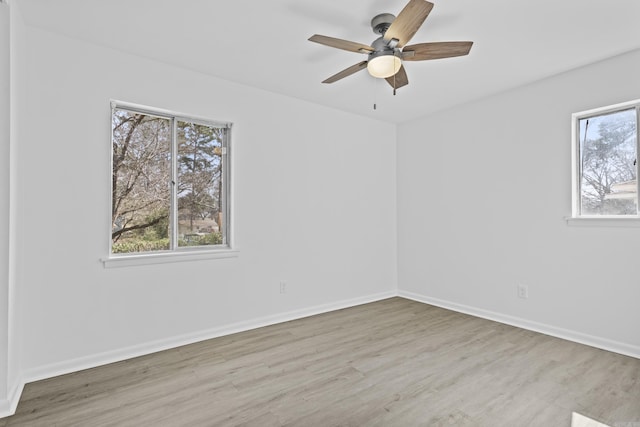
[17,0,640,124]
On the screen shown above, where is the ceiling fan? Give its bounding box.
[308,0,473,93]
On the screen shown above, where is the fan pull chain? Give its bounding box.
[393,57,398,96]
[373,75,378,110]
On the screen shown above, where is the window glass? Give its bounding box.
[111,110,171,253]
[111,105,230,255]
[177,120,225,247]
[577,108,637,216]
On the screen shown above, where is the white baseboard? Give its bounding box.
[0,400,8,419]
[21,290,396,386]
[398,290,640,360]
[0,377,25,419]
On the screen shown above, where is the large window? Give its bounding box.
[572,101,639,217]
[110,102,231,256]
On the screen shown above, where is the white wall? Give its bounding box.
[397,48,640,356]
[9,0,26,406]
[0,0,11,404]
[18,27,397,377]
[0,0,27,414]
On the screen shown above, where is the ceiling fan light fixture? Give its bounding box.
[367,52,402,78]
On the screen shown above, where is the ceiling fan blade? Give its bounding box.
[322,61,368,83]
[402,41,473,61]
[383,0,434,48]
[309,35,374,53]
[385,65,409,89]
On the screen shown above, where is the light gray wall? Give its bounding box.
[0,0,27,413]
[18,27,397,378]
[397,48,640,355]
[8,0,25,404]
[0,0,11,403]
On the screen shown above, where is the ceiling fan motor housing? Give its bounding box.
[369,37,401,58]
[371,13,395,35]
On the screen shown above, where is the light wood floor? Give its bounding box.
[3,298,639,426]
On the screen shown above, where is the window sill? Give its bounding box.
[101,248,239,268]
[565,216,640,227]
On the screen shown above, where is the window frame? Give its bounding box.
[103,101,237,267]
[569,99,640,225]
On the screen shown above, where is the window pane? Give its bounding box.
[177,121,224,247]
[579,108,637,215]
[111,110,171,253]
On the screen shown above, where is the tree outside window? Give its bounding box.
[574,105,638,217]
[111,105,230,254]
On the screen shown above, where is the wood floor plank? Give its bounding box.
[3,297,639,426]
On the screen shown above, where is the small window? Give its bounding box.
[110,103,231,256]
[572,101,639,217]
